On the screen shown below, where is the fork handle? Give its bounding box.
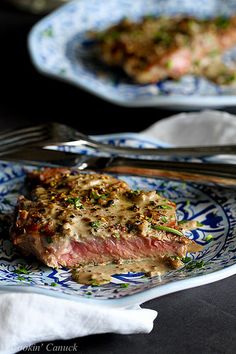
[79,141,236,157]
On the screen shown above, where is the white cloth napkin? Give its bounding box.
[1,109,235,354]
[142,109,236,146]
[0,292,157,354]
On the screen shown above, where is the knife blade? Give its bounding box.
[1,147,236,188]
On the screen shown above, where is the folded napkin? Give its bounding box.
[142,109,236,145]
[0,292,157,354]
[1,109,235,354]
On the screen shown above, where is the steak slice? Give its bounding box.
[11,168,200,269]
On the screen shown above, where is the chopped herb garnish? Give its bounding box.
[46,236,53,244]
[144,14,155,20]
[185,200,190,207]
[161,216,168,223]
[51,282,57,287]
[91,281,99,287]
[107,31,121,40]
[215,16,230,29]
[197,221,204,227]
[154,32,172,46]
[42,27,54,37]
[120,283,129,288]
[91,191,108,201]
[99,194,108,200]
[130,190,140,196]
[113,232,120,238]
[67,197,84,209]
[91,191,100,200]
[86,291,92,295]
[209,49,220,57]
[166,59,173,69]
[152,225,183,237]
[170,255,180,260]
[186,260,205,270]
[205,234,213,242]
[17,276,25,281]
[89,221,101,230]
[222,73,236,84]
[182,256,192,263]
[158,204,172,210]
[193,59,200,67]
[188,19,197,30]
[178,220,188,225]
[14,266,29,275]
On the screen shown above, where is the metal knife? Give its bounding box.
[1,147,236,188]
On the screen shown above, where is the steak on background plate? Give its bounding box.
[92,15,236,85]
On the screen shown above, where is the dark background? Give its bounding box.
[0,1,178,134]
[0,2,236,354]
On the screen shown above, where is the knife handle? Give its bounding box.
[104,156,236,188]
[104,165,236,188]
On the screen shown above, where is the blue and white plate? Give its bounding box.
[0,134,236,308]
[28,0,236,109]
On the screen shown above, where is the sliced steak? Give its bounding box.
[11,168,200,269]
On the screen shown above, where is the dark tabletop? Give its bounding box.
[1,2,236,354]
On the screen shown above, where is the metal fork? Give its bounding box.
[0,122,235,157]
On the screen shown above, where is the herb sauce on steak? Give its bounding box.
[11,168,202,285]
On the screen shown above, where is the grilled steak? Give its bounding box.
[11,168,200,269]
[92,15,236,85]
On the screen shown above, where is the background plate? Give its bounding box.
[0,134,236,307]
[28,0,236,109]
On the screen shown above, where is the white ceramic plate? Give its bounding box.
[28,0,236,109]
[0,134,236,307]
